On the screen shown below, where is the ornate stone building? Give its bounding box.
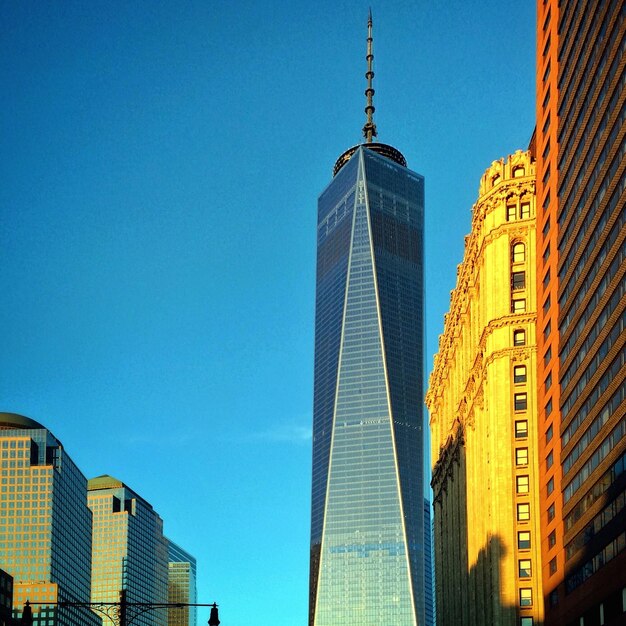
[426,151,544,626]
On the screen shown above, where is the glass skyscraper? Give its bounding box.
[88,475,169,626]
[0,413,100,626]
[309,19,425,623]
[167,539,197,626]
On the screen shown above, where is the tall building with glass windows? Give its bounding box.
[88,475,168,626]
[0,413,100,626]
[309,14,425,626]
[536,2,626,624]
[423,499,434,626]
[167,539,197,626]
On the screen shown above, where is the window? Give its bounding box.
[512,272,526,290]
[543,320,552,340]
[517,503,531,521]
[548,502,555,521]
[546,450,553,469]
[543,295,551,314]
[519,559,532,578]
[516,448,529,466]
[545,372,552,391]
[518,531,531,549]
[547,477,554,495]
[549,590,558,607]
[542,270,551,289]
[492,174,501,187]
[514,167,525,178]
[545,398,553,416]
[544,346,552,365]
[546,424,553,443]
[542,218,551,238]
[515,393,528,411]
[549,557,557,575]
[548,530,556,548]
[543,243,550,262]
[514,329,526,346]
[512,299,527,313]
[543,190,551,211]
[520,588,533,607]
[521,617,534,626]
[515,420,528,438]
[512,242,526,263]
[520,202,531,218]
[507,204,517,221]
[516,475,530,494]
[514,365,527,384]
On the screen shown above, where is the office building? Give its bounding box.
[309,14,425,626]
[427,151,544,625]
[536,3,626,624]
[0,569,13,626]
[88,475,168,626]
[424,499,434,626]
[0,413,100,626]
[167,539,197,626]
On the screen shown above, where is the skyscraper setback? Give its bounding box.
[309,14,425,626]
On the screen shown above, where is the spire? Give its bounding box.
[363,9,377,143]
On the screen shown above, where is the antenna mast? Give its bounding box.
[363,9,377,143]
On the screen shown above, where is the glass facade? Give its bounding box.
[0,413,100,626]
[167,539,197,626]
[310,147,424,625]
[88,475,168,626]
[423,499,434,626]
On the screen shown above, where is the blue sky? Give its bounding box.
[1,2,535,624]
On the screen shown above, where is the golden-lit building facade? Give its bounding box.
[88,475,168,626]
[427,151,543,626]
[167,539,197,626]
[0,413,100,626]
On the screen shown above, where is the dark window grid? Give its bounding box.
[559,216,625,341]
[558,10,623,169]
[561,342,625,423]
[560,254,625,367]
[558,108,625,248]
[563,378,625,457]
[557,0,618,121]
[558,98,625,253]
[563,417,626,503]
[565,485,626,562]
[563,378,625,474]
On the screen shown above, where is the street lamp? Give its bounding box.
[22,595,220,626]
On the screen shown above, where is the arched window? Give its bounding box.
[513,166,525,178]
[492,174,501,187]
[512,242,526,263]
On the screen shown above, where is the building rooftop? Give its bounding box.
[88,475,125,491]
[0,412,45,431]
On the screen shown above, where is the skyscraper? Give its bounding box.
[427,151,543,626]
[423,499,434,626]
[309,14,425,626]
[536,3,626,624]
[0,413,100,626]
[167,539,197,626]
[88,475,169,626]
